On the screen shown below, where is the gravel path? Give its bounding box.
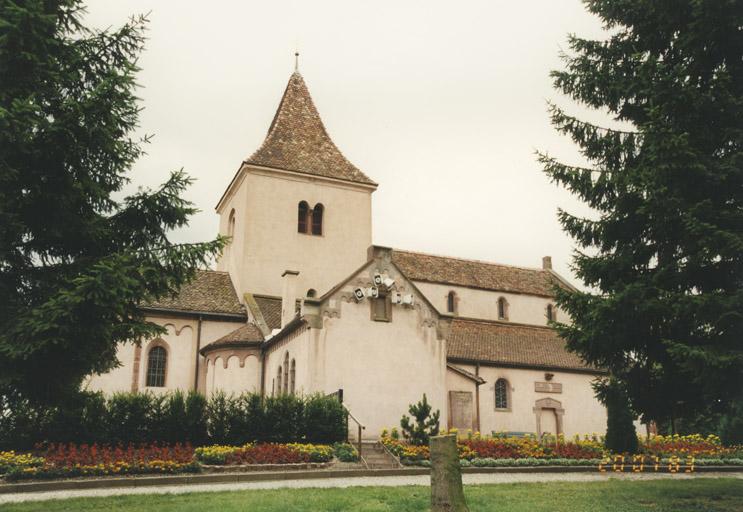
[1,472,741,504]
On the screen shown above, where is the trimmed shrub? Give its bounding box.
[304,393,347,444]
[263,394,304,443]
[0,390,346,449]
[184,391,209,446]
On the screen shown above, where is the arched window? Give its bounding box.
[495,378,509,410]
[283,352,290,394]
[290,359,296,395]
[447,291,457,314]
[276,366,282,395]
[546,304,555,322]
[298,201,309,234]
[227,209,236,238]
[497,297,508,320]
[311,203,324,236]
[306,288,317,298]
[146,346,167,387]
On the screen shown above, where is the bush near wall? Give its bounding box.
[0,391,347,450]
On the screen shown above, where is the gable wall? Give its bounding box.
[304,258,447,439]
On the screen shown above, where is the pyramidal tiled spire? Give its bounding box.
[245,72,376,186]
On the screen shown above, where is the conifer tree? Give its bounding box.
[540,1,743,427]
[0,1,225,403]
[401,394,441,446]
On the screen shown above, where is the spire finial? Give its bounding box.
[294,51,299,72]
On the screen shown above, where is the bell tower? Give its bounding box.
[215,70,376,299]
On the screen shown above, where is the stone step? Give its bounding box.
[362,453,389,460]
[366,462,399,469]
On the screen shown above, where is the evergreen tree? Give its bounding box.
[400,394,440,446]
[596,379,638,454]
[0,1,225,403]
[540,1,743,426]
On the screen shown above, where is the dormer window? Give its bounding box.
[311,203,324,235]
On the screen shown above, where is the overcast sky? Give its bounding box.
[84,1,611,282]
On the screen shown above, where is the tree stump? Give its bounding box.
[430,434,469,512]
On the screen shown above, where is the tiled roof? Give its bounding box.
[392,250,563,297]
[144,270,245,317]
[253,295,282,330]
[202,323,264,354]
[447,363,486,384]
[245,72,376,186]
[447,318,598,372]
[214,323,264,343]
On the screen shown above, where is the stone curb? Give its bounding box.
[0,466,740,495]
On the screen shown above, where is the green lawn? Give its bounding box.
[3,478,742,512]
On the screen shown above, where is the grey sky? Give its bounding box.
[84,1,610,282]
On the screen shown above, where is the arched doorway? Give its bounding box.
[533,397,564,436]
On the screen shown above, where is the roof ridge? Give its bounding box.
[251,293,281,300]
[392,248,547,273]
[452,316,556,331]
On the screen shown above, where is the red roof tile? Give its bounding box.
[245,72,375,186]
[392,249,564,297]
[447,318,598,372]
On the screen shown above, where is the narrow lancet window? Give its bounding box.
[298,201,309,233]
[311,203,324,235]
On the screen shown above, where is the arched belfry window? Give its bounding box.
[495,378,510,410]
[447,291,457,314]
[298,201,309,233]
[497,297,509,321]
[311,203,324,236]
[283,352,290,394]
[546,304,555,322]
[306,289,317,298]
[290,359,296,395]
[146,346,167,387]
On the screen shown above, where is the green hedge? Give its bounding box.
[0,391,347,450]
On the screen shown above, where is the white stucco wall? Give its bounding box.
[216,166,374,299]
[414,281,560,326]
[264,326,311,398]
[285,258,448,440]
[86,315,245,395]
[85,342,137,393]
[452,364,607,437]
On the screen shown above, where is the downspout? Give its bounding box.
[260,346,266,397]
[475,362,481,433]
[193,315,203,391]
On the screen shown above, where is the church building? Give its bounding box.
[87,70,608,439]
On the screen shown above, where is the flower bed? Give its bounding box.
[639,434,742,459]
[381,431,603,464]
[0,441,359,482]
[381,430,743,467]
[194,443,336,465]
[2,443,199,481]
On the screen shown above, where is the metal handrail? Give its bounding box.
[343,404,366,458]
